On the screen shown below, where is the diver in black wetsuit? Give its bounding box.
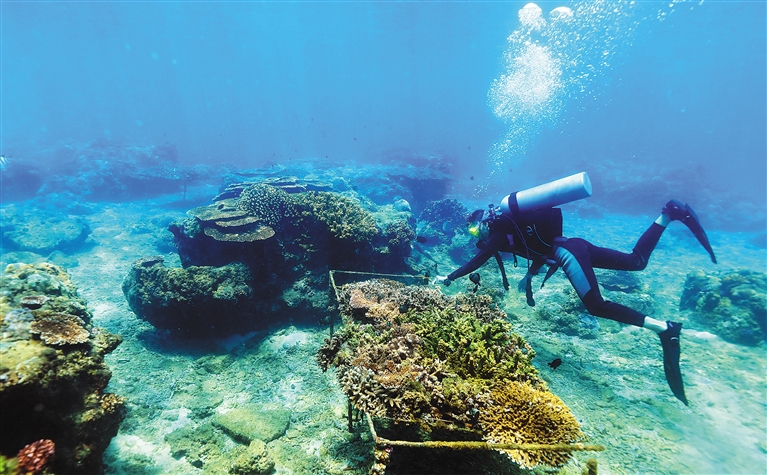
[442,187,717,405]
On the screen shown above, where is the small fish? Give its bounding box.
[469,273,481,285]
[548,358,562,370]
[415,236,428,244]
[470,175,475,181]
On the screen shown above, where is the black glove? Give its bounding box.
[442,278,452,287]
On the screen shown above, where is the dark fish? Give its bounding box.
[470,175,474,181]
[416,236,428,244]
[469,273,481,285]
[548,358,562,370]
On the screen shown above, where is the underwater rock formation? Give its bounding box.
[122,258,262,337]
[0,263,125,475]
[137,183,419,336]
[416,199,470,245]
[319,279,584,469]
[681,269,767,345]
[40,141,217,202]
[0,204,91,255]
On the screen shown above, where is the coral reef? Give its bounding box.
[681,269,767,345]
[142,184,418,336]
[16,439,55,474]
[0,263,125,475]
[478,381,583,468]
[416,199,470,244]
[320,279,583,468]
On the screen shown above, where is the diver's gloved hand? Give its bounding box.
[517,274,535,306]
[659,321,688,405]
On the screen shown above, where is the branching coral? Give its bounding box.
[29,312,89,345]
[236,183,296,227]
[477,380,583,468]
[16,439,55,474]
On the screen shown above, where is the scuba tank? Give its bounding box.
[500,172,592,215]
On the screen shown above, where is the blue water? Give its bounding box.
[4,1,765,202]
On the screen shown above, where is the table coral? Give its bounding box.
[29,311,89,345]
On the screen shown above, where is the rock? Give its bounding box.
[212,404,290,443]
[1,205,91,255]
[230,439,275,475]
[682,269,767,345]
[172,390,224,419]
[164,422,224,468]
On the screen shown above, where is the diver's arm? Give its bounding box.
[493,251,510,291]
[446,233,507,282]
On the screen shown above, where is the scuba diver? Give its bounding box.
[441,172,717,405]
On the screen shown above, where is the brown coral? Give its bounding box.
[477,380,583,468]
[17,439,55,474]
[339,366,388,417]
[30,312,89,345]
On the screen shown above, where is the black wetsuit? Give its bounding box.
[447,208,666,327]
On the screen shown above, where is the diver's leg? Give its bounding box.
[587,222,665,271]
[553,238,688,404]
[552,238,645,326]
[588,199,716,272]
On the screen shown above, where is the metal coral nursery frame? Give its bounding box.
[327,270,605,474]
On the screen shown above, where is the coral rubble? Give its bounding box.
[0,263,125,475]
[320,279,584,468]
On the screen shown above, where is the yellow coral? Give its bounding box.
[478,380,583,468]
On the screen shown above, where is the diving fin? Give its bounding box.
[663,200,717,264]
[659,321,688,405]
